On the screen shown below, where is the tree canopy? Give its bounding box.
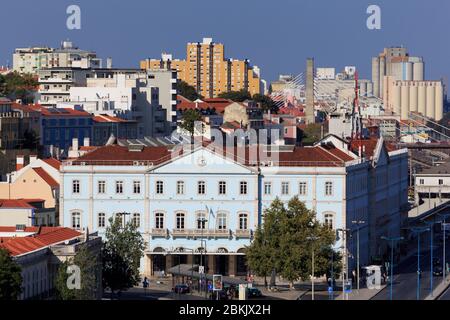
[218,89,251,102]
[245,197,341,288]
[179,109,202,136]
[0,72,38,104]
[0,248,22,300]
[102,215,145,297]
[177,80,202,101]
[252,94,278,113]
[55,245,100,300]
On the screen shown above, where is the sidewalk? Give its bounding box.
[425,275,450,300]
[336,285,386,300]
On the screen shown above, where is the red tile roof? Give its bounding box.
[93,114,133,123]
[42,158,61,170]
[27,104,91,117]
[72,145,172,165]
[32,167,59,188]
[0,227,82,256]
[0,199,45,209]
[177,98,234,114]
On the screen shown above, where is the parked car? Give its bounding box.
[433,265,443,277]
[173,284,190,294]
[247,287,263,298]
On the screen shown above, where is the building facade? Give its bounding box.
[13,41,100,75]
[60,135,408,277]
[140,38,262,98]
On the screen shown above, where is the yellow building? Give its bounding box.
[140,38,261,98]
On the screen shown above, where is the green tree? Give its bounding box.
[0,72,38,104]
[179,109,202,136]
[102,215,145,298]
[246,198,285,288]
[0,248,22,300]
[218,89,251,102]
[300,123,325,145]
[177,80,202,101]
[246,197,340,289]
[244,227,272,287]
[55,245,99,300]
[252,94,278,113]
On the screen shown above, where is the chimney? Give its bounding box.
[72,138,79,152]
[16,155,25,171]
[29,154,38,163]
[106,57,113,69]
[84,137,90,147]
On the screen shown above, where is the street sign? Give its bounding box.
[199,266,205,274]
[213,274,223,291]
[328,286,333,293]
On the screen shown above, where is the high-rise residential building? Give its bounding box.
[372,46,425,98]
[140,38,262,98]
[13,41,101,74]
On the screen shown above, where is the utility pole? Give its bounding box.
[381,236,404,300]
[307,235,320,300]
[409,227,430,300]
[424,220,439,297]
[337,228,351,300]
[352,220,366,294]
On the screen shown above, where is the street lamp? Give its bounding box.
[197,217,208,298]
[438,213,450,283]
[306,235,320,300]
[423,220,439,297]
[351,220,366,294]
[409,226,430,300]
[336,228,351,300]
[381,236,404,300]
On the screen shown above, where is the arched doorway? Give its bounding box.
[215,248,229,275]
[152,247,166,275]
[236,248,247,275]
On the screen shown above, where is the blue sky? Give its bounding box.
[1,0,449,83]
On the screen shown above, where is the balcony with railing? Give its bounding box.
[150,228,169,238]
[235,229,252,238]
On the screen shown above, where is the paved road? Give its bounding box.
[372,233,450,300]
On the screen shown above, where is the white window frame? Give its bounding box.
[155,212,165,229]
[98,180,106,194]
[177,181,185,195]
[325,181,334,196]
[281,182,290,195]
[133,181,141,194]
[98,213,106,228]
[116,181,124,194]
[240,181,248,195]
[156,180,164,194]
[72,180,80,194]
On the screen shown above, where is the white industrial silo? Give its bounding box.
[404,62,413,81]
[401,82,410,119]
[393,82,401,115]
[360,81,367,97]
[418,82,427,115]
[379,57,386,98]
[367,82,374,97]
[435,82,444,121]
[413,62,424,81]
[372,57,380,97]
[426,82,436,119]
[409,82,418,112]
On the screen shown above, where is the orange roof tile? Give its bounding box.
[42,158,61,170]
[0,227,82,256]
[32,168,59,188]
